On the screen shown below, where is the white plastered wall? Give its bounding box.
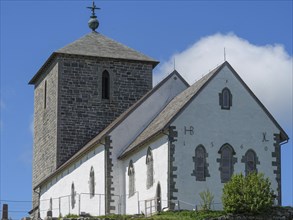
[171,65,281,210]
[108,73,188,213]
[122,135,169,215]
[38,71,188,217]
[39,145,105,218]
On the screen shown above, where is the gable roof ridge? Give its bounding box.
[118,63,226,159]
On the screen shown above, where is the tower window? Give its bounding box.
[128,160,135,197]
[219,87,232,110]
[146,147,154,189]
[89,166,95,198]
[102,70,110,99]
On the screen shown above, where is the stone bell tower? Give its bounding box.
[29,2,158,217]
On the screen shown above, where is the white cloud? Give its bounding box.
[154,33,292,129]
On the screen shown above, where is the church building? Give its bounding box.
[29,3,289,219]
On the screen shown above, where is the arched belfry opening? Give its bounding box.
[102,70,110,99]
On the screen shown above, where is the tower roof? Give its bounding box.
[29,32,159,84]
[57,32,157,62]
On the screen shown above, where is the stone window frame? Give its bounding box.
[146,147,154,189]
[217,144,237,183]
[71,182,76,209]
[128,160,135,198]
[102,70,110,100]
[191,145,210,181]
[89,166,95,198]
[241,149,260,176]
[219,87,232,110]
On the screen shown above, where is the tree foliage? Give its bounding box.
[222,173,274,214]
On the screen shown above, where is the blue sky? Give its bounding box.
[0,1,292,219]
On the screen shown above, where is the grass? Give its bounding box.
[150,210,225,220]
[91,210,225,220]
[62,207,293,220]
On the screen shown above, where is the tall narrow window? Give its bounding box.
[71,182,76,209]
[146,147,154,189]
[244,149,258,175]
[219,87,232,110]
[128,160,135,197]
[49,198,52,211]
[193,145,207,181]
[89,166,95,198]
[218,144,236,183]
[44,80,47,109]
[102,70,110,99]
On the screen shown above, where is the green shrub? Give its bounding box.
[222,172,274,214]
[199,189,214,211]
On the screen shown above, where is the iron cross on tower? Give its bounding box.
[87,1,100,31]
[87,1,100,17]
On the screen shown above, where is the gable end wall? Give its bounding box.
[170,66,282,209]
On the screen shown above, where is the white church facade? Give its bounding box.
[29,5,289,219]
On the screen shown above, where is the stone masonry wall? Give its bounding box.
[32,61,59,215]
[57,55,153,167]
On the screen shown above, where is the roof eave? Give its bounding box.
[118,129,165,160]
[28,52,58,85]
[280,132,289,144]
[29,53,159,85]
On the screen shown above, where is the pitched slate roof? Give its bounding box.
[29,32,159,84]
[119,61,289,159]
[57,32,158,62]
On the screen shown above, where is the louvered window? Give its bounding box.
[102,70,110,99]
